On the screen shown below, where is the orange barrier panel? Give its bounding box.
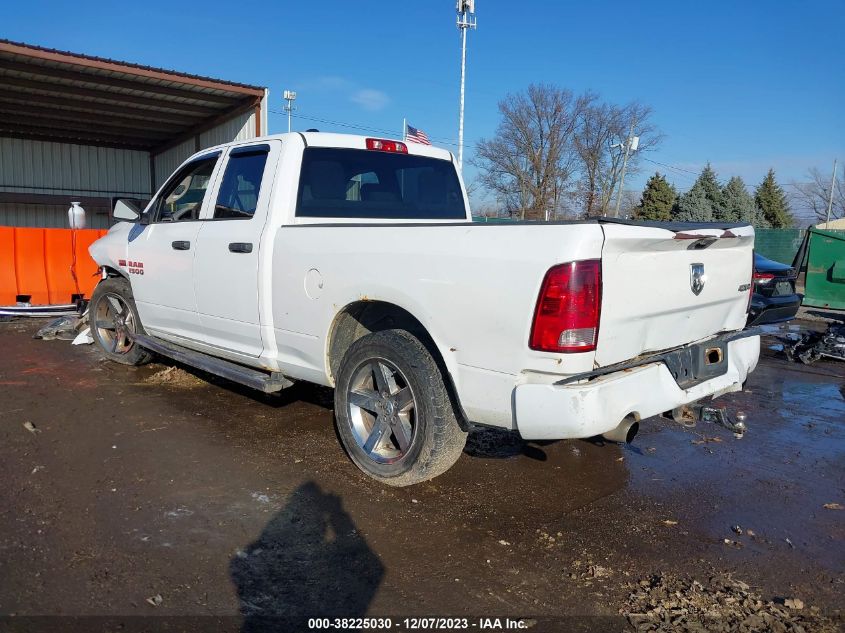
[0,228,17,305]
[0,226,108,306]
[44,229,75,305]
[13,228,50,305]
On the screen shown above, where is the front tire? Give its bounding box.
[89,277,152,366]
[334,329,467,486]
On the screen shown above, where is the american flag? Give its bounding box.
[405,123,431,146]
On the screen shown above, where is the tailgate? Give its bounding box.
[596,223,754,367]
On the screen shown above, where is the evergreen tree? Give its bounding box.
[752,205,772,228]
[755,169,794,228]
[671,164,726,222]
[633,172,677,221]
[698,164,727,220]
[673,182,713,221]
[722,176,756,224]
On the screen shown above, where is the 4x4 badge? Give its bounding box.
[690,263,706,295]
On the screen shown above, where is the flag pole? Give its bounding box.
[400,118,406,197]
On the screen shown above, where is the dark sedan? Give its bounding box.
[747,253,801,326]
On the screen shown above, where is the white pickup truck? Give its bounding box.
[90,132,760,485]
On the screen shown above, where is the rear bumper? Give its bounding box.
[747,294,801,326]
[513,335,760,440]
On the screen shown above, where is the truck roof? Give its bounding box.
[198,132,455,163]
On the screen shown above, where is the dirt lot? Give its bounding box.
[0,318,843,632]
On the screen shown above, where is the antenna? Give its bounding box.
[456,0,477,171]
[283,90,297,133]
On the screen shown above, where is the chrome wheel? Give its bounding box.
[347,358,417,464]
[94,292,137,355]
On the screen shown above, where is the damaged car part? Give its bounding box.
[1,297,89,319]
[33,315,84,341]
[555,327,763,389]
[783,322,845,364]
[0,303,80,318]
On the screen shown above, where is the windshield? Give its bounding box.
[295,148,467,220]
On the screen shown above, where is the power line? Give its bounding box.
[641,157,699,177]
[269,109,472,148]
[269,109,397,137]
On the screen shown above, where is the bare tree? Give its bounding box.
[473,84,662,220]
[573,98,613,217]
[791,166,844,223]
[472,84,590,220]
[574,101,662,217]
[463,177,481,200]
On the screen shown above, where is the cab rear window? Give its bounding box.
[295,148,466,220]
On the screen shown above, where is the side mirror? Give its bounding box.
[112,198,148,223]
[139,212,151,226]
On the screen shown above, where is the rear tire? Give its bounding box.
[89,277,152,366]
[334,329,467,486]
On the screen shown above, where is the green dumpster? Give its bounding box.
[803,228,845,310]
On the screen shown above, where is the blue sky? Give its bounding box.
[4,1,843,214]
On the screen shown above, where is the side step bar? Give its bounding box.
[132,333,293,394]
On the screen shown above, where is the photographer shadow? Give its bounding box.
[230,481,384,632]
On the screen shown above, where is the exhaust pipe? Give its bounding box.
[602,416,639,443]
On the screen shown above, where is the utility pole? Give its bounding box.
[825,158,838,226]
[613,121,639,218]
[456,0,476,171]
[283,90,297,133]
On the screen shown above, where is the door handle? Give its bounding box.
[171,240,191,250]
[228,242,253,253]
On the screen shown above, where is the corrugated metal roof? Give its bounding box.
[1,53,246,106]
[0,39,264,92]
[0,39,265,153]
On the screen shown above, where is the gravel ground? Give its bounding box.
[622,573,839,632]
[0,318,842,633]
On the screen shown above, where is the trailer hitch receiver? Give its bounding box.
[669,404,748,434]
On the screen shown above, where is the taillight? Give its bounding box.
[529,260,602,353]
[752,271,775,284]
[366,138,407,153]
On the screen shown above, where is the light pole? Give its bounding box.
[283,90,297,133]
[456,0,476,171]
[825,158,838,226]
[613,124,639,218]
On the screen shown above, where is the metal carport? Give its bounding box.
[0,39,268,228]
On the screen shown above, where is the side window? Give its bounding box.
[153,155,218,222]
[213,146,270,220]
